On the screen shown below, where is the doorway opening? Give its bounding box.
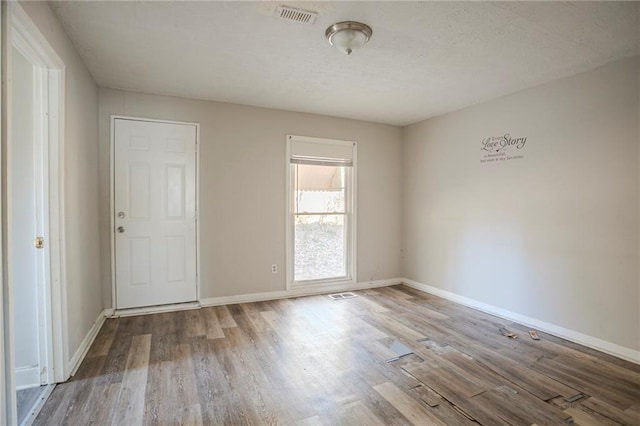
[3,3,67,424]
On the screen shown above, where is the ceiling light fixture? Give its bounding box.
[325,21,373,56]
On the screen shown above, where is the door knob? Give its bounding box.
[117,226,125,233]
[117,211,125,219]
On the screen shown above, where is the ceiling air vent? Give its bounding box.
[275,6,317,24]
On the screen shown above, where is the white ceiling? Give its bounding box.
[50,1,639,126]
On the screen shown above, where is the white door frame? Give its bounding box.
[1,1,67,422]
[110,115,201,312]
[1,3,9,422]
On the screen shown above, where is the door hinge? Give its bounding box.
[35,236,45,249]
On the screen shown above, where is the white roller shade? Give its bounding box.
[289,135,355,166]
[296,164,344,192]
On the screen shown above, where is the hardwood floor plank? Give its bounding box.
[359,311,426,342]
[34,352,107,424]
[79,382,121,425]
[508,321,640,374]
[533,355,637,410]
[184,309,205,338]
[482,353,577,400]
[271,307,413,424]
[170,344,201,420]
[348,293,390,314]
[143,359,172,426]
[421,385,513,425]
[410,384,442,407]
[471,385,571,425]
[32,384,75,425]
[369,287,450,321]
[403,362,487,399]
[217,326,284,424]
[434,350,506,389]
[444,342,579,400]
[119,314,152,337]
[214,305,238,328]
[340,400,387,425]
[564,407,620,426]
[148,331,178,364]
[111,334,151,426]
[581,397,640,425]
[239,302,272,334]
[100,332,133,385]
[375,286,414,300]
[408,385,476,425]
[88,318,119,357]
[624,403,640,417]
[230,328,307,424]
[351,315,390,340]
[393,314,579,400]
[200,306,225,339]
[181,404,203,426]
[373,381,447,425]
[260,308,366,411]
[190,337,239,424]
[150,311,179,336]
[554,354,640,397]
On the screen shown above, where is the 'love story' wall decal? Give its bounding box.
[480,133,528,164]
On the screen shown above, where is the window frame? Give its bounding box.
[285,135,357,289]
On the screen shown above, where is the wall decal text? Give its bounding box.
[480,133,527,164]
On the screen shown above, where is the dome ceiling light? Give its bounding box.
[325,21,373,56]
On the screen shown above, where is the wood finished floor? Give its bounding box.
[35,285,640,425]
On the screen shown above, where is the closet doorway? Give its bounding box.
[3,3,66,424]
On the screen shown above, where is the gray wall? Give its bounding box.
[402,57,640,352]
[20,1,102,363]
[98,89,403,305]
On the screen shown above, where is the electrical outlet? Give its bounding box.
[271,264,278,274]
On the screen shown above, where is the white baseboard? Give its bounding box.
[15,366,40,390]
[402,278,640,365]
[67,310,106,377]
[199,278,401,307]
[104,279,400,315]
[105,279,400,316]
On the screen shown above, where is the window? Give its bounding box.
[286,135,356,287]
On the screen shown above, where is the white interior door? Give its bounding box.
[114,118,197,309]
